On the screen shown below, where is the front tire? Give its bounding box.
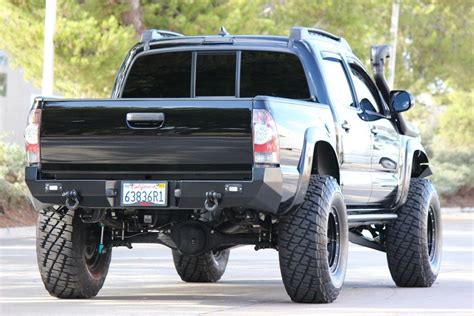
[386,178,442,287]
[278,175,348,303]
[172,249,230,282]
[36,207,112,298]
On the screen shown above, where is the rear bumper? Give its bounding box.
[25,166,283,214]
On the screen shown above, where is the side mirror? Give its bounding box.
[390,90,414,113]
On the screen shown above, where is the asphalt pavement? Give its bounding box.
[0,214,473,315]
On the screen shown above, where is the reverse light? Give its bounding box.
[252,109,279,164]
[24,109,42,164]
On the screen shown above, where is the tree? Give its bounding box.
[269,0,392,64]
[0,0,135,97]
[138,0,276,35]
[395,0,473,93]
[0,0,277,97]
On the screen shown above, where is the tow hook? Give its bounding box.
[62,189,81,211]
[204,191,222,212]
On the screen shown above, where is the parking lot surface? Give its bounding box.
[1,215,473,315]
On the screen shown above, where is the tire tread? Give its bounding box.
[172,250,229,283]
[278,175,346,303]
[386,178,440,287]
[36,208,110,298]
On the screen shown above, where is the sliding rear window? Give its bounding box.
[196,53,236,96]
[122,50,310,99]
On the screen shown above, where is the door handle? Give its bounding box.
[126,112,165,129]
[341,121,351,132]
[370,126,378,135]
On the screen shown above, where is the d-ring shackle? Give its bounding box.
[204,191,221,212]
[62,189,81,211]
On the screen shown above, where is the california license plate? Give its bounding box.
[121,182,167,207]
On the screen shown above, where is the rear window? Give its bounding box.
[196,53,236,96]
[122,50,310,99]
[122,52,191,98]
[240,51,309,99]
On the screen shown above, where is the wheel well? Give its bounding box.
[411,150,431,178]
[311,141,340,183]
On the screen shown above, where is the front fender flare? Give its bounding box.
[393,137,432,209]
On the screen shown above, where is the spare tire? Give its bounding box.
[172,249,230,283]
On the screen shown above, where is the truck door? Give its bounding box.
[348,64,401,207]
[321,56,372,206]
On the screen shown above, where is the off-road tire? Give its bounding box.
[36,207,112,298]
[172,249,230,282]
[278,175,348,303]
[386,178,442,287]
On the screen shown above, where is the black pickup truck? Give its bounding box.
[25,27,442,303]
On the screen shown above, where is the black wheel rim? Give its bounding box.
[84,227,103,275]
[327,207,341,273]
[427,206,437,263]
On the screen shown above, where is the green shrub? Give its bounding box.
[430,148,474,196]
[0,140,29,206]
[428,90,474,197]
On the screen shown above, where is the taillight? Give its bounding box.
[24,109,42,164]
[252,109,279,164]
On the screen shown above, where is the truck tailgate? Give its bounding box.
[40,99,253,179]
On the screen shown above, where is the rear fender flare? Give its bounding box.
[279,126,339,214]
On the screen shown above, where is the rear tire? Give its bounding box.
[36,207,112,298]
[172,249,230,282]
[386,178,442,287]
[278,175,348,303]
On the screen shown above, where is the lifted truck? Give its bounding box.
[25,27,442,303]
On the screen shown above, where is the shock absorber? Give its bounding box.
[97,223,105,255]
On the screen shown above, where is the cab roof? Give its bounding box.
[140,27,354,56]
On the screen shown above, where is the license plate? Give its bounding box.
[121,182,167,207]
